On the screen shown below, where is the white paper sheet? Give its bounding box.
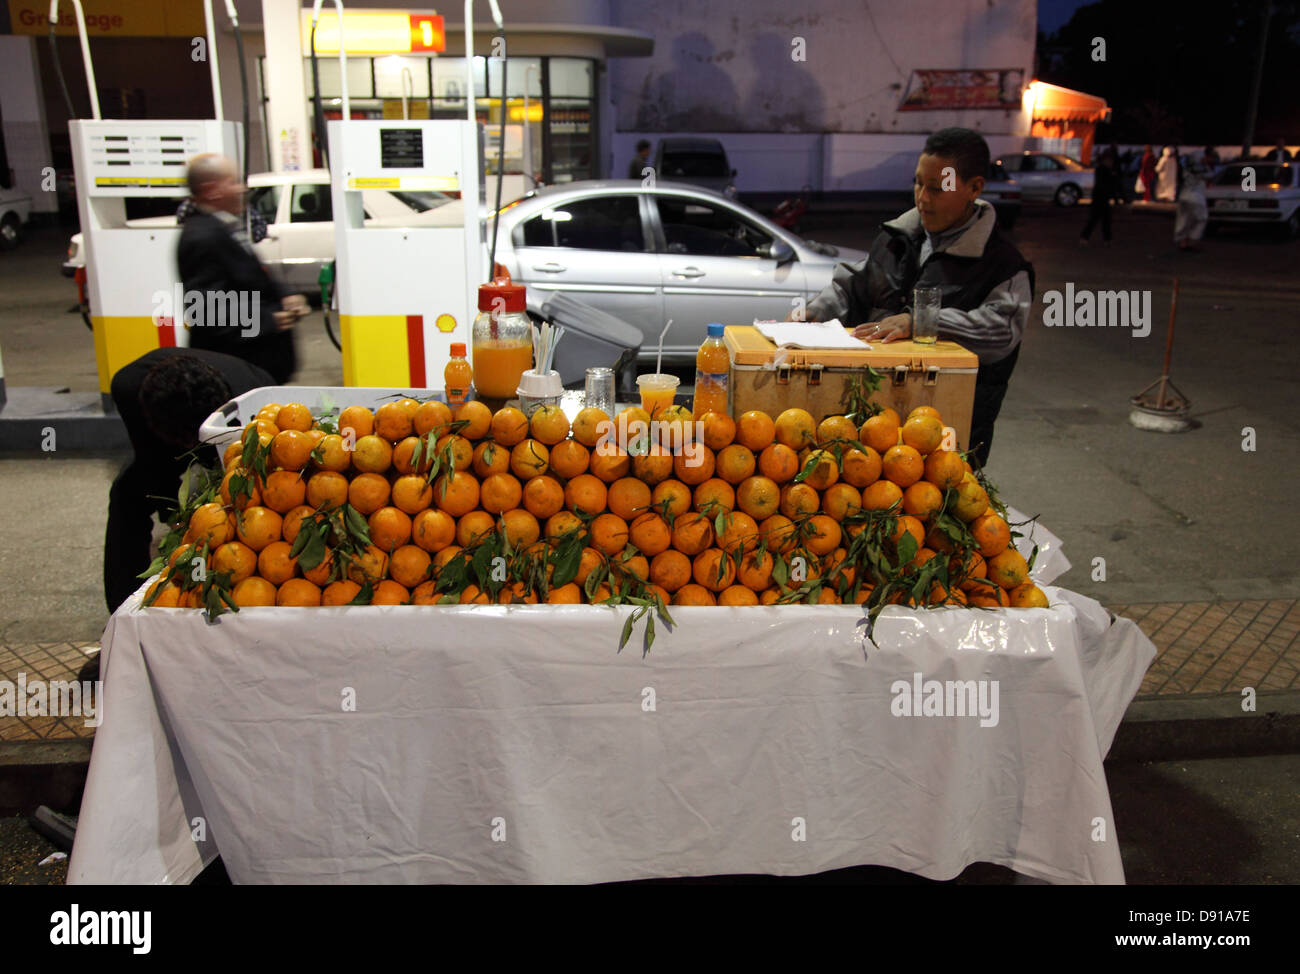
[755,319,870,350]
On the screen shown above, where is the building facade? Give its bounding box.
[6,0,1048,206]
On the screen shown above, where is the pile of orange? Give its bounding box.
[143,397,1049,611]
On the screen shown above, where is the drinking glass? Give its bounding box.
[584,367,616,415]
[912,287,941,344]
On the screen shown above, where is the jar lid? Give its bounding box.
[478,281,527,312]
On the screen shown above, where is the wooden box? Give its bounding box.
[724,326,979,449]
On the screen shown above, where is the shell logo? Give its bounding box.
[435,313,457,333]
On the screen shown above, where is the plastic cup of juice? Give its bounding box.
[636,374,680,419]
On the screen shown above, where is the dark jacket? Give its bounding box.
[176,209,296,383]
[1093,160,1127,205]
[806,201,1034,363]
[105,347,274,612]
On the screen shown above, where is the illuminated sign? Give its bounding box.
[303,10,445,55]
[10,0,203,37]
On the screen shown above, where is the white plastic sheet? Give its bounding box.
[70,574,1153,885]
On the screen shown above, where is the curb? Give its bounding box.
[0,740,93,818]
[0,386,128,453]
[1108,690,1300,763]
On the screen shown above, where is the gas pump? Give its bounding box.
[57,0,242,409]
[322,0,498,387]
[327,118,482,386]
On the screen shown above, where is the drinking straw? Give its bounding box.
[656,320,672,375]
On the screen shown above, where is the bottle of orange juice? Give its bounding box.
[692,323,730,417]
[444,343,472,406]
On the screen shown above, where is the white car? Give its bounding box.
[1,187,33,249]
[490,180,868,365]
[1205,161,1300,237]
[995,151,1095,207]
[61,169,517,291]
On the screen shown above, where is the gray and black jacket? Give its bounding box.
[805,199,1034,365]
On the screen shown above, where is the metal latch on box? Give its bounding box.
[891,364,942,386]
[775,362,824,385]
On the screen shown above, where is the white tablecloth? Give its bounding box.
[69,516,1154,885]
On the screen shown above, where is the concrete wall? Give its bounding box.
[608,0,1034,134]
[0,37,56,213]
[607,0,1035,191]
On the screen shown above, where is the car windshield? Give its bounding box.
[660,151,730,179]
[1059,156,1086,170]
[1215,164,1291,187]
[988,161,1010,181]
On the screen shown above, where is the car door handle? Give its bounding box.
[533,261,566,273]
[671,266,705,278]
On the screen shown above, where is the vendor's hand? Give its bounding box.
[272,310,297,330]
[282,293,310,319]
[853,313,911,343]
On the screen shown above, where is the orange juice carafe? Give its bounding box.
[471,280,533,401]
[444,343,473,406]
[692,323,730,417]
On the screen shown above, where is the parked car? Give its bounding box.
[981,161,1022,229]
[652,138,737,198]
[995,151,1095,207]
[490,179,868,365]
[1205,162,1300,237]
[0,187,33,249]
[62,169,483,291]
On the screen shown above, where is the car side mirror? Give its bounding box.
[731,169,737,177]
[764,239,795,264]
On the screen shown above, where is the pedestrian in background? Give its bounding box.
[1155,145,1178,202]
[1267,140,1292,162]
[1138,144,1157,202]
[1175,147,1213,252]
[1079,148,1125,246]
[177,154,308,384]
[627,139,652,180]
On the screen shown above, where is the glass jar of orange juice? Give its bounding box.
[472,280,532,404]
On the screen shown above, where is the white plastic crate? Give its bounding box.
[199,385,438,449]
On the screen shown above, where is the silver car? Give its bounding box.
[492,180,867,365]
[995,151,1095,207]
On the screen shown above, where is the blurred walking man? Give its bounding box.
[177,154,308,383]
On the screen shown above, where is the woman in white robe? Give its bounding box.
[1154,146,1178,202]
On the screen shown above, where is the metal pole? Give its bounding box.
[203,0,222,121]
[49,0,101,119]
[1157,277,1178,410]
[1241,1,1273,159]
